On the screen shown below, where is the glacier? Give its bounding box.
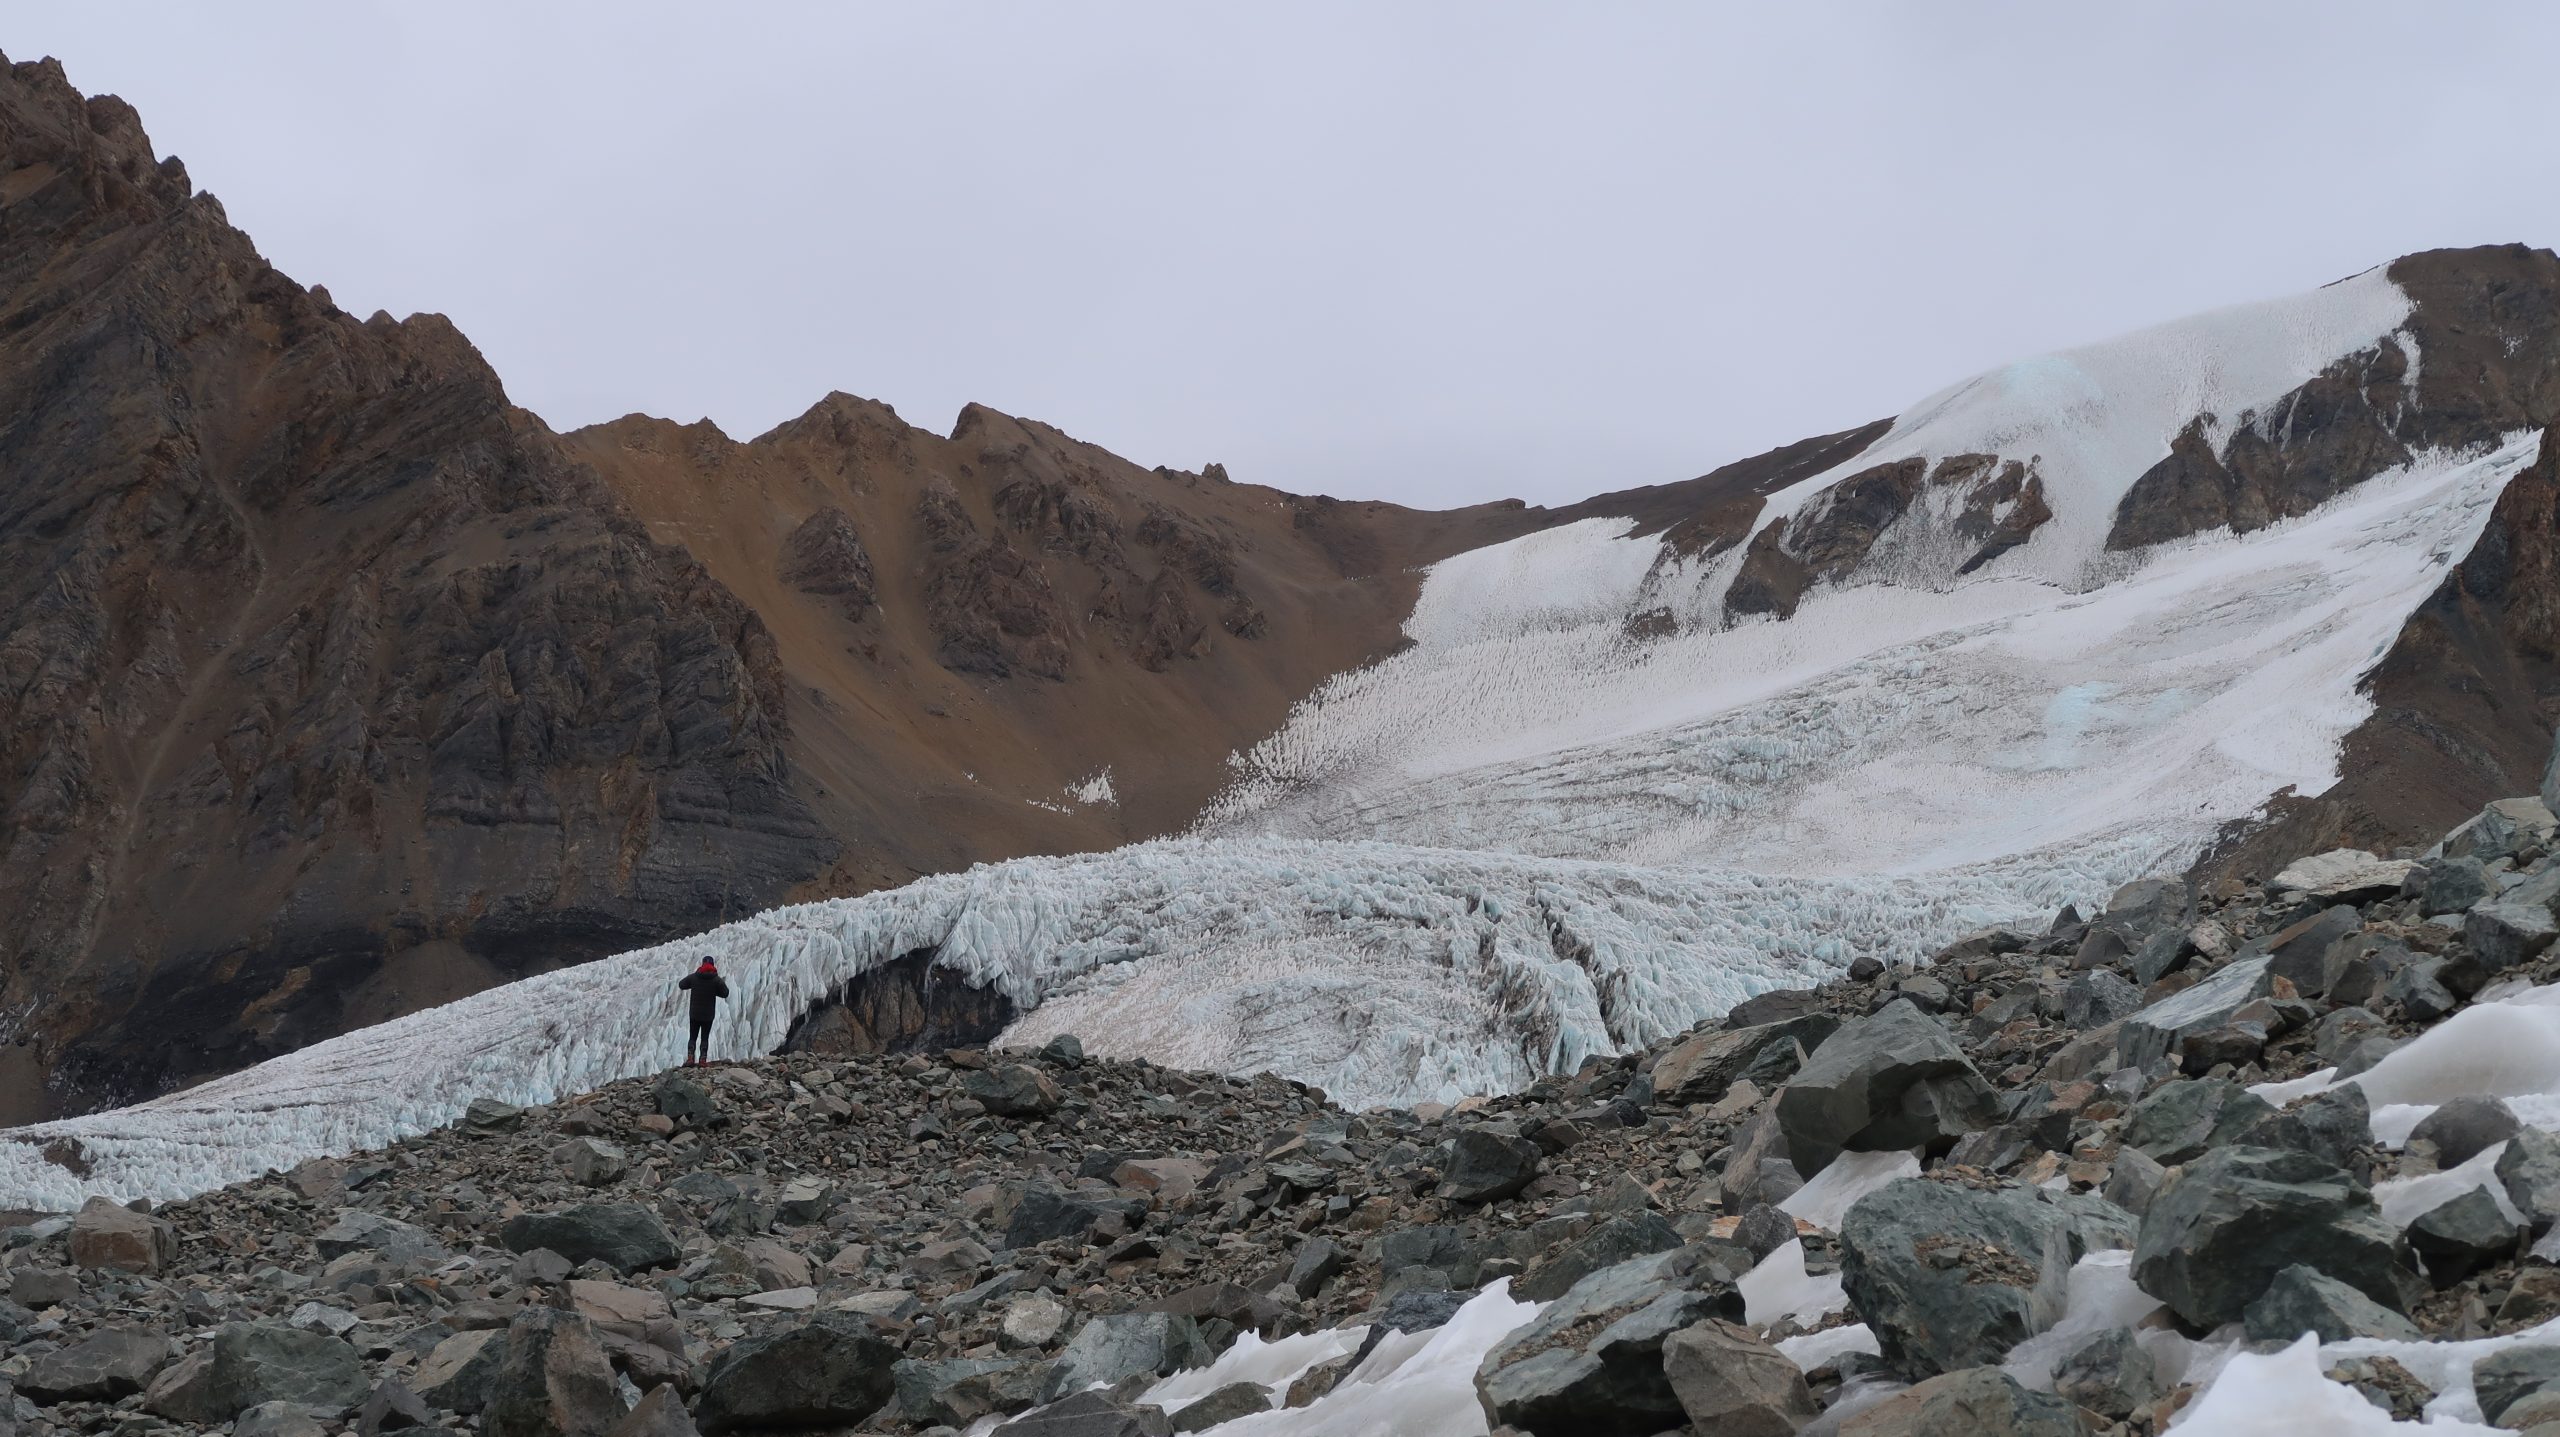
[0,268,2540,1211]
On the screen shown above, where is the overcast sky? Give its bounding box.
[10,4,2558,508]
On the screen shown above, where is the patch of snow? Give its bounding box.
[1775,1321,1880,1371]
[2174,1334,2501,1435]
[2003,1250,2167,1391]
[2373,1142,2522,1228]
[1143,1323,1367,1414]
[1779,1149,1919,1231]
[1171,1280,1538,1437]
[1738,1238,1847,1328]
[1070,769,1118,806]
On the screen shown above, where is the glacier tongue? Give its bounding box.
[0,270,2540,1212]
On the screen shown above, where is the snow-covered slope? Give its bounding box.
[0,267,2536,1208]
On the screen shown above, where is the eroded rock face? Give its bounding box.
[779,506,876,618]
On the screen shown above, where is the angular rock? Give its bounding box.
[7,1267,75,1308]
[486,1308,626,1437]
[692,1315,900,1433]
[358,1377,430,1434]
[2258,905,2364,996]
[2422,856,2493,916]
[1839,1179,2132,1380]
[1517,1211,1683,1302]
[2116,955,2273,1071]
[1775,1003,2000,1175]
[1838,1366,2082,1437]
[411,1329,508,1415]
[2467,901,2559,973]
[66,1196,175,1274]
[2051,1326,2158,1421]
[463,1097,526,1133]
[2475,1345,2560,1428]
[313,1209,449,1267]
[2407,1186,2525,1285]
[1005,1188,1135,1251]
[1285,1237,1348,1299]
[892,1356,1039,1428]
[2242,1264,2424,1343]
[1440,1128,1544,1203]
[2125,1078,2275,1164]
[1473,1247,1748,1436]
[149,1323,368,1426]
[20,1326,171,1404]
[499,1204,680,1274]
[608,1385,702,1437]
[652,1075,719,1128]
[1650,1014,1839,1106]
[2132,1145,2415,1327]
[564,1138,629,1187]
[995,1391,1174,1437]
[968,1064,1065,1117]
[1661,1319,1818,1437]
[233,1404,332,1437]
[1168,1382,1271,1432]
[2102,1147,2168,1218]
[1038,1312,1212,1402]
[2060,970,2142,1030]
[2271,853,2417,905]
[2408,1096,2522,1168]
[1002,1291,1071,1350]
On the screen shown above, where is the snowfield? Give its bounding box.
[0,268,2538,1211]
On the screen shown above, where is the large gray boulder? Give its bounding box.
[692,1314,900,1433]
[147,1323,368,1425]
[1440,1128,1543,1203]
[1838,1179,2134,1379]
[2242,1264,2423,1343]
[1037,1312,1212,1403]
[2123,1078,2275,1164]
[499,1204,680,1274]
[1515,1211,1682,1302]
[2132,1146,2416,1327]
[2477,1345,2560,1429]
[2116,956,2273,1071]
[20,1326,171,1404]
[1473,1247,1748,1436]
[66,1195,175,1274]
[485,1308,625,1437]
[410,1329,508,1415]
[1774,1003,2000,1175]
[967,1064,1064,1118]
[1837,1366,2082,1436]
[2467,901,2559,974]
[313,1209,449,1267]
[1661,1320,1816,1437]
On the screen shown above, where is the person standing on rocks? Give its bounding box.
[677,957,730,1067]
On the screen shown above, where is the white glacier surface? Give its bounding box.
[0,271,2540,1213]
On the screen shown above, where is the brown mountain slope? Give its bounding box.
[559,399,1545,885]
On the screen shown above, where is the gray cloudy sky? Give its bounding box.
[11,4,2558,508]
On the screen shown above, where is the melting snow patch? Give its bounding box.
[1164,1281,1538,1437]
[1738,1238,1847,1329]
[1779,1149,1918,1231]
[1070,769,1118,806]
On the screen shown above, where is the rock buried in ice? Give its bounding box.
[2131,1146,2417,1328]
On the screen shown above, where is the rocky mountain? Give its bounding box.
[7,790,2560,1435]
[0,55,1547,1121]
[8,42,2560,1150]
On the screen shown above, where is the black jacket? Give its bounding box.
[678,969,730,1022]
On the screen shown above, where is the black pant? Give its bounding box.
[687,1013,713,1061]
